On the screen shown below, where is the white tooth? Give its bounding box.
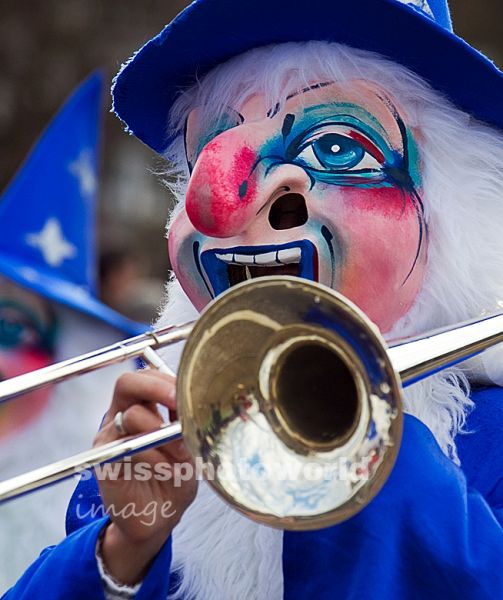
[216,253,234,263]
[245,266,252,280]
[254,252,277,265]
[234,253,255,265]
[277,248,301,264]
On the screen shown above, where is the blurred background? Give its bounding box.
[1,0,502,323]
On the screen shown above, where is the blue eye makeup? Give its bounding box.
[0,300,57,352]
[271,111,395,186]
[257,100,413,188]
[293,127,384,179]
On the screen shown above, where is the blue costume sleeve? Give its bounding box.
[2,516,173,599]
[1,518,108,600]
[457,386,503,524]
[283,414,503,599]
[7,392,502,598]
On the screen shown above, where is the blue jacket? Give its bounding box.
[3,386,503,599]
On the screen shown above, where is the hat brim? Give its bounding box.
[113,0,503,154]
[0,253,148,336]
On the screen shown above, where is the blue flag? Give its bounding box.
[0,73,146,335]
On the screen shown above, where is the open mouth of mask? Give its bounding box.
[200,240,318,296]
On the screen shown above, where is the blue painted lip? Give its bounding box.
[200,240,318,296]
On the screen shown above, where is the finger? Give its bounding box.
[104,371,176,426]
[95,404,162,444]
[139,368,179,420]
[139,365,177,380]
[95,403,169,465]
[121,403,164,437]
[136,366,178,423]
[120,408,191,462]
[138,369,178,422]
[94,405,190,465]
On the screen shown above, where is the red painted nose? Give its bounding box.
[185,134,261,238]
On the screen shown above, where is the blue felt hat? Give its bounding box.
[113,0,503,154]
[0,73,147,336]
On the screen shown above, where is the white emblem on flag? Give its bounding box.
[68,148,97,199]
[26,218,77,267]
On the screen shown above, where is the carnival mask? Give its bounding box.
[169,81,427,333]
[0,279,57,440]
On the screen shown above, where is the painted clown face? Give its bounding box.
[0,278,56,440]
[169,81,427,333]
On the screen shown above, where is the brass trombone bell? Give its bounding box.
[177,276,402,529]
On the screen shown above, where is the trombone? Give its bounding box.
[0,276,502,530]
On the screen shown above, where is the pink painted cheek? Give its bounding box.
[0,349,53,440]
[185,136,258,238]
[334,187,425,332]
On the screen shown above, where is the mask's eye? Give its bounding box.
[0,301,55,352]
[296,129,382,173]
[0,312,37,349]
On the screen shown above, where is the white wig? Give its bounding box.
[155,41,503,600]
[159,41,503,463]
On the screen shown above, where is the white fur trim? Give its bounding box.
[170,483,283,600]
[96,534,140,599]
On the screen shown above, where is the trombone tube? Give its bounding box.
[389,312,503,386]
[0,323,194,403]
[0,422,182,503]
[2,295,503,505]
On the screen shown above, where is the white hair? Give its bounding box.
[156,41,503,600]
[162,41,503,461]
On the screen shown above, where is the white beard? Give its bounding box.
[154,277,476,600]
[170,482,284,600]
[0,307,136,591]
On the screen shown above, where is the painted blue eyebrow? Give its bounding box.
[302,102,390,142]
